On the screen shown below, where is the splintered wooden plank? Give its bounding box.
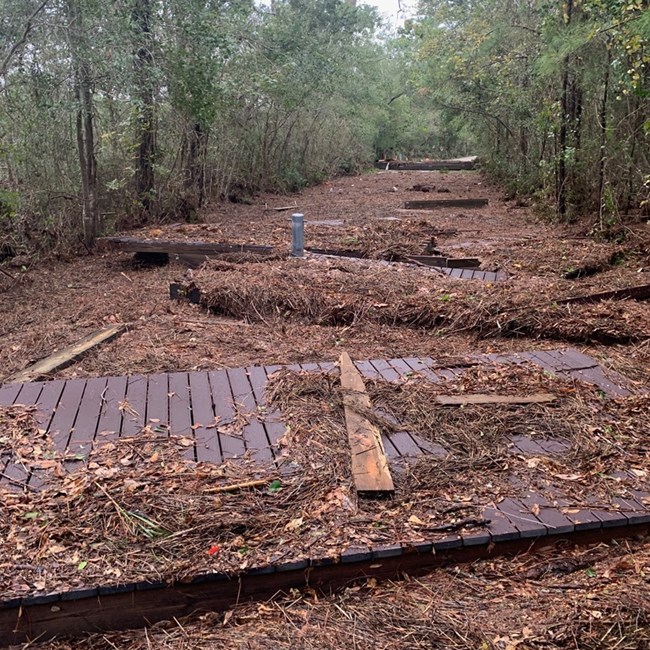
[188,371,221,464]
[435,393,556,406]
[339,352,394,497]
[404,199,488,210]
[4,325,126,384]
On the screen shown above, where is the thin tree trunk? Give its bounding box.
[133,0,156,215]
[598,44,611,226]
[557,0,573,219]
[67,0,98,247]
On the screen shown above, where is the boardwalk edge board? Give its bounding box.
[404,198,489,210]
[1,522,648,646]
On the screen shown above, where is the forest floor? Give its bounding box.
[1,168,650,649]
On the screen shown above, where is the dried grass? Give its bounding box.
[186,257,650,344]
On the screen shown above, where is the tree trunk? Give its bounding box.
[67,0,98,248]
[556,0,573,219]
[598,44,611,226]
[132,0,156,215]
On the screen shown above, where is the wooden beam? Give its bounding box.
[376,160,476,171]
[403,255,481,269]
[555,284,650,306]
[4,324,126,384]
[97,236,274,257]
[1,521,649,646]
[435,393,556,406]
[339,352,394,497]
[404,199,488,210]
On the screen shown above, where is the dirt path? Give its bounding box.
[0,169,648,382]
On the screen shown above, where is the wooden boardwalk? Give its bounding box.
[1,347,649,644]
[0,347,641,491]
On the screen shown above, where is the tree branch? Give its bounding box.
[1,0,50,78]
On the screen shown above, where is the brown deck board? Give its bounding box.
[0,382,22,406]
[47,379,87,455]
[188,371,221,464]
[66,377,108,467]
[146,373,170,430]
[369,359,401,382]
[96,376,128,441]
[169,372,194,460]
[483,505,521,542]
[208,369,245,459]
[248,365,285,449]
[121,375,147,436]
[520,493,575,535]
[497,497,547,538]
[228,367,272,462]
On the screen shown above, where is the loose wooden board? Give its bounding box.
[403,255,481,269]
[97,236,274,256]
[404,199,489,210]
[4,324,126,384]
[339,352,394,497]
[435,393,556,406]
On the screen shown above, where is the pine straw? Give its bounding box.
[42,537,650,649]
[186,257,650,344]
[1,365,648,602]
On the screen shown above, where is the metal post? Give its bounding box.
[291,213,304,257]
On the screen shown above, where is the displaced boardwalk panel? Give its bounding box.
[339,352,394,497]
[556,283,650,306]
[376,159,477,171]
[4,324,126,384]
[404,198,488,210]
[97,236,275,257]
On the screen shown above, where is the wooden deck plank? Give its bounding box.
[564,366,632,396]
[227,367,273,462]
[66,377,108,464]
[208,369,245,459]
[496,497,546,538]
[553,348,599,369]
[385,358,415,378]
[0,383,22,406]
[121,375,147,436]
[47,379,87,454]
[96,376,128,441]
[168,372,194,461]
[340,352,394,497]
[482,505,521,542]
[248,365,286,448]
[146,373,170,430]
[15,380,46,405]
[354,360,380,379]
[520,493,575,535]
[188,371,221,464]
[32,379,66,431]
[369,359,401,383]
[401,357,441,382]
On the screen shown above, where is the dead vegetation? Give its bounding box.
[3,362,648,602]
[183,257,650,345]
